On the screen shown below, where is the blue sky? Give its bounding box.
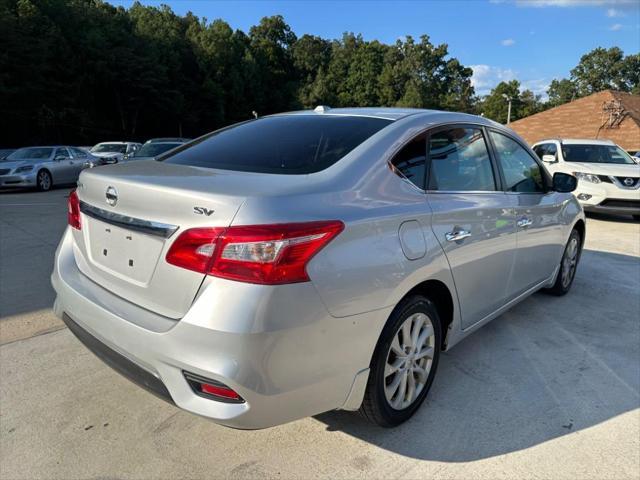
[109,0,640,97]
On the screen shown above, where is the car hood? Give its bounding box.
[126,156,156,162]
[568,162,640,177]
[91,152,122,158]
[0,160,42,170]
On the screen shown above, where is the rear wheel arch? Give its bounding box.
[397,279,454,351]
[573,219,585,248]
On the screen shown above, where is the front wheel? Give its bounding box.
[544,229,581,296]
[359,295,442,427]
[36,170,52,191]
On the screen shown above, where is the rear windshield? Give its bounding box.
[161,115,392,174]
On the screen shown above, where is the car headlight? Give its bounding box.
[14,165,34,173]
[573,172,600,184]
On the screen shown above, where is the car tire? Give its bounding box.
[543,228,582,296]
[633,215,640,221]
[359,294,442,427]
[36,170,52,192]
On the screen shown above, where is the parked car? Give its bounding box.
[146,137,191,143]
[53,108,584,429]
[533,138,640,219]
[126,140,188,162]
[90,142,141,163]
[0,146,96,191]
[0,148,16,161]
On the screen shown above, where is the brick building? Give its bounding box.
[509,90,640,152]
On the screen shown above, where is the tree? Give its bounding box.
[547,78,578,107]
[480,80,521,124]
[570,47,637,95]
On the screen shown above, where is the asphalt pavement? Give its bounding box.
[1,187,639,480]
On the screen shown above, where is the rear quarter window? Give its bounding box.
[162,115,392,174]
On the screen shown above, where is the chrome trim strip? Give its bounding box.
[79,201,179,238]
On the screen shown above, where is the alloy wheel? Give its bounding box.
[38,171,51,191]
[384,312,435,410]
[561,236,579,288]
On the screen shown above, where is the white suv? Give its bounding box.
[533,139,640,220]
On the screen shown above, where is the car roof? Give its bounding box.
[535,138,616,146]
[277,106,436,121]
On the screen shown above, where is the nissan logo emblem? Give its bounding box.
[623,177,634,187]
[105,186,118,206]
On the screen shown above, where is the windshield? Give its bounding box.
[162,115,392,174]
[562,144,636,165]
[5,147,53,161]
[91,144,127,154]
[134,143,182,157]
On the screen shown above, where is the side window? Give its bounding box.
[428,127,495,191]
[70,148,87,158]
[489,131,545,193]
[546,143,557,158]
[56,148,70,159]
[390,135,426,189]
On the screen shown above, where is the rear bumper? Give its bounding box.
[52,228,387,429]
[62,313,174,404]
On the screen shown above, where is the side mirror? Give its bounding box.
[553,172,577,193]
[542,154,557,163]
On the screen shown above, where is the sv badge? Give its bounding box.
[194,207,215,216]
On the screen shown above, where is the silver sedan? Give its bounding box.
[0,146,97,191]
[52,108,584,429]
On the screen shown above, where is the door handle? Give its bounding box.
[517,217,533,228]
[445,229,471,242]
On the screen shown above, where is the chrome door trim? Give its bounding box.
[79,201,179,238]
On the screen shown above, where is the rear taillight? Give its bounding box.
[68,190,81,230]
[166,221,344,285]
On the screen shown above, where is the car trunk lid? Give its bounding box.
[72,161,248,319]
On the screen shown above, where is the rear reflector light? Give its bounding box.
[68,190,81,230]
[183,372,244,403]
[166,221,344,285]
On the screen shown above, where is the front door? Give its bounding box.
[426,126,517,329]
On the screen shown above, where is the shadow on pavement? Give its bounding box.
[315,248,640,461]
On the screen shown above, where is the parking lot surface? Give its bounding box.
[1,188,639,480]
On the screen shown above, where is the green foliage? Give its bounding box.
[547,78,578,107]
[0,2,477,145]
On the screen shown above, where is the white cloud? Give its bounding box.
[606,8,624,16]
[471,65,517,95]
[522,79,551,98]
[609,23,624,30]
[501,38,516,46]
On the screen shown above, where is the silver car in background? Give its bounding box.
[90,142,141,163]
[52,108,584,429]
[0,146,96,191]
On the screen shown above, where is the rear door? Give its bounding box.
[69,148,89,179]
[426,125,517,329]
[52,147,74,183]
[488,130,566,297]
